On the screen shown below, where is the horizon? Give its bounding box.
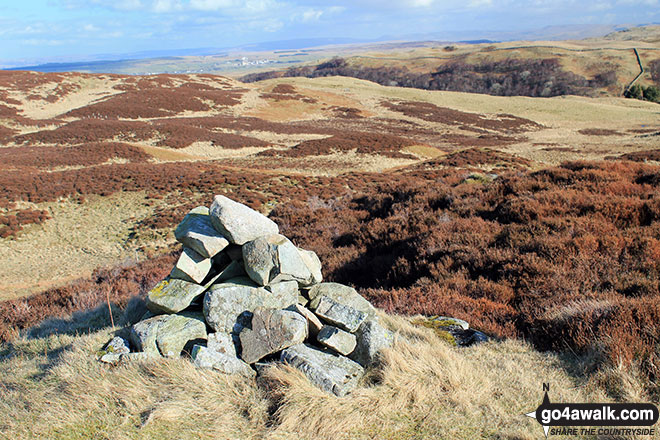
[1,1,659,68]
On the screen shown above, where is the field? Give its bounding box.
[1,31,660,438]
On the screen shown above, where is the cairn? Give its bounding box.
[100,195,393,397]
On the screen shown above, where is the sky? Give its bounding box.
[1,0,659,64]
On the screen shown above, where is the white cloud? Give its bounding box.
[83,23,99,31]
[152,0,183,12]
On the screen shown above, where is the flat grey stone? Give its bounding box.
[239,307,307,364]
[146,272,221,314]
[191,345,255,378]
[297,248,323,285]
[207,332,237,357]
[99,353,123,364]
[129,312,207,358]
[242,234,312,286]
[312,296,366,333]
[203,276,297,333]
[209,195,278,245]
[308,283,377,319]
[103,336,130,355]
[349,319,393,368]
[265,280,299,298]
[317,325,357,356]
[170,247,212,284]
[175,206,229,258]
[287,304,323,338]
[280,344,364,397]
[156,312,207,357]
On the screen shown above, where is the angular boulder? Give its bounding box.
[191,345,255,378]
[312,296,366,333]
[308,283,377,319]
[242,234,313,286]
[317,325,356,356]
[280,344,364,397]
[239,307,307,364]
[146,273,220,314]
[170,246,212,284]
[207,332,238,357]
[349,319,393,368]
[129,312,207,358]
[288,304,323,338]
[209,195,278,245]
[203,276,297,333]
[298,248,323,285]
[174,206,229,258]
[265,280,299,298]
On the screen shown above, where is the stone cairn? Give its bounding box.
[99,195,393,397]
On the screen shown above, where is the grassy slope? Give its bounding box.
[2,306,644,440]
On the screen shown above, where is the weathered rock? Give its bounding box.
[287,304,323,338]
[242,234,312,286]
[146,273,220,314]
[297,248,323,285]
[207,332,237,357]
[349,319,393,368]
[317,325,357,356]
[156,312,207,357]
[99,336,129,364]
[209,195,278,245]
[430,316,469,330]
[170,247,212,284]
[203,277,297,333]
[280,344,364,397]
[308,283,377,319]
[312,296,366,333]
[191,345,255,378]
[446,327,490,347]
[129,313,207,358]
[99,353,123,364]
[239,307,307,364]
[266,280,299,298]
[104,336,131,355]
[175,206,229,258]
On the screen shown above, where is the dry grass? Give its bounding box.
[2,310,642,440]
[0,192,169,301]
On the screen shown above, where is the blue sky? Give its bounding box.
[1,0,658,64]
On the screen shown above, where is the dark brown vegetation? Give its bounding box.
[260,84,317,103]
[269,159,660,393]
[0,142,151,168]
[0,208,50,239]
[257,132,420,158]
[610,149,660,162]
[66,83,243,119]
[241,57,617,98]
[381,100,542,133]
[14,118,269,149]
[578,128,622,136]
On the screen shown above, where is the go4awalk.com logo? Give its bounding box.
[524,384,659,438]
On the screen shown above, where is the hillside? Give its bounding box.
[1,69,659,438]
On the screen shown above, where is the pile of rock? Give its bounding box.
[100,195,392,397]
